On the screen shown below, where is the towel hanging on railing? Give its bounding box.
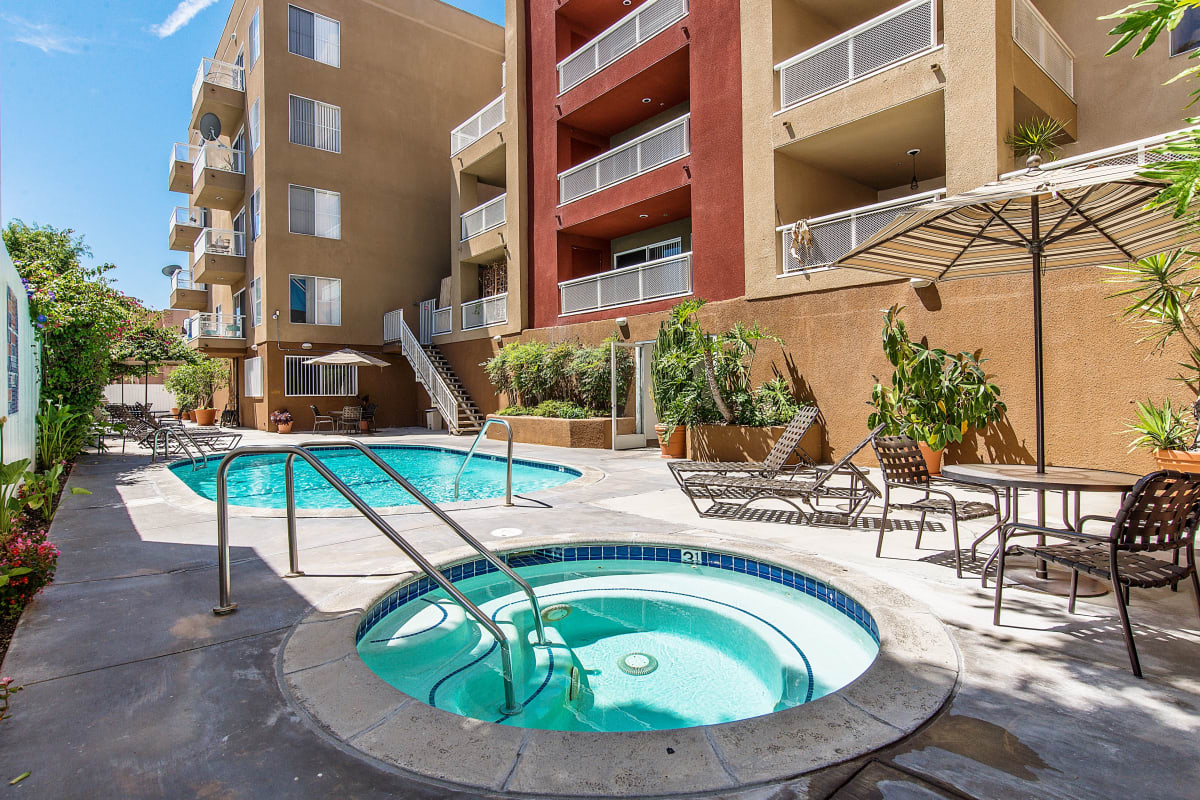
[789,219,814,267]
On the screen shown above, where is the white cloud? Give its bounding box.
[150,0,221,38]
[4,16,87,54]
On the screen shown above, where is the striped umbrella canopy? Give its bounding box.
[837,159,1200,471]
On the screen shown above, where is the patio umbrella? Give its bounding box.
[837,159,1200,472]
[301,348,390,368]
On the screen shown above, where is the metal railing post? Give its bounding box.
[215,453,237,615]
[284,454,303,577]
[454,419,514,507]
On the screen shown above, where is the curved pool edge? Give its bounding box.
[277,531,961,798]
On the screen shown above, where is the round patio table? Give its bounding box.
[941,464,1141,596]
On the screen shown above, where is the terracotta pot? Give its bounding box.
[917,441,945,476]
[654,423,686,459]
[182,411,193,421]
[359,420,370,432]
[171,407,180,418]
[1153,449,1200,473]
[193,408,217,427]
[277,422,293,435]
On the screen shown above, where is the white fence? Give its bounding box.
[104,384,177,410]
[778,190,944,274]
[461,194,506,240]
[560,253,692,316]
[1002,127,1198,178]
[185,313,244,340]
[557,0,688,93]
[451,94,505,155]
[462,293,507,330]
[193,145,245,179]
[1013,0,1073,97]
[383,309,404,343]
[775,0,938,110]
[193,229,246,265]
[192,57,245,105]
[559,114,690,204]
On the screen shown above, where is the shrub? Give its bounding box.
[35,398,92,470]
[0,527,59,620]
[497,401,604,419]
[484,339,633,412]
[165,357,229,410]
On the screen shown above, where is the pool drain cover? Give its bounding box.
[541,604,572,622]
[618,652,658,676]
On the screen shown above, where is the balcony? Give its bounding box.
[192,229,246,285]
[184,313,245,357]
[462,293,507,330]
[168,207,209,252]
[168,143,200,194]
[461,194,506,240]
[776,190,944,274]
[169,269,208,312]
[191,145,245,211]
[775,0,939,111]
[559,252,691,316]
[559,114,690,205]
[451,94,505,156]
[557,0,688,94]
[1001,128,1196,179]
[191,58,245,133]
[1013,0,1074,98]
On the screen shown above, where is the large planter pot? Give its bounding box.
[486,414,636,449]
[654,423,686,459]
[171,407,180,418]
[182,411,194,421]
[917,442,945,476]
[193,408,217,427]
[359,420,370,432]
[687,422,825,464]
[1154,449,1200,473]
[277,422,294,435]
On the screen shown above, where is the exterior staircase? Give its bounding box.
[421,345,484,434]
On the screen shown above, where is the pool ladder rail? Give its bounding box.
[453,418,513,505]
[211,438,545,716]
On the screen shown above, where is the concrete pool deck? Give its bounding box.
[2,427,1198,798]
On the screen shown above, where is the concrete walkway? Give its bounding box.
[1,428,1198,799]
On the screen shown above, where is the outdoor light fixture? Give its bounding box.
[639,213,649,218]
[272,310,280,320]
[908,149,921,191]
[642,97,651,103]
[909,278,934,289]
[301,343,313,350]
[493,335,502,343]
[615,317,628,327]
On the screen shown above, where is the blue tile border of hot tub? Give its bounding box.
[356,545,880,645]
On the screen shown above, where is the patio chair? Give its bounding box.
[681,424,883,525]
[339,405,362,434]
[362,401,378,433]
[992,470,1200,677]
[668,406,822,486]
[871,435,1002,579]
[310,405,335,433]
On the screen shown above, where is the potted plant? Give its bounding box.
[1124,398,1200,472]
[1005,116,1067,167]
[869,306,1006,475]
[650,302,711,458]
[270,409,294,435]
[166,357,228,428]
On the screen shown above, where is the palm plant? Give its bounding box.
[1005,117,1068,161]
[1124,398,1194,452]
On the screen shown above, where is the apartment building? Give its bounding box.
[166,0,503,429]
[413,0,1197,470]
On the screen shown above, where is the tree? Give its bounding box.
[164,358,228,411]
[109,309,198,382]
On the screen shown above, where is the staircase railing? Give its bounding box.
[395,312,461,432]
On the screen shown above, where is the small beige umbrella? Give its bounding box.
[301,348,390,368]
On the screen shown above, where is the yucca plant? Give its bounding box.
[1124,398,1194,452]
[1005,117,1067,162]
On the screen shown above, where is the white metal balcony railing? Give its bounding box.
[391,310,461,431]
[431,306,452,336]
[171,269,206,293]
[777,190,944,274]
[1013,0,1074,98]
[185,313,244,340]
[460,194,506,240]
[451,94,505,156]
[383,309,405,344]
[462,293,508,330]
[170,143,201,169]
[193,145,245,182]
[169,206,209,231]
[775,0,938,110]
[192,229,247,265]
[559,114,690,205]
[560,253,692,316]
[192,57,245,105]
[557,0,689,93]
[1001,127,1197,179]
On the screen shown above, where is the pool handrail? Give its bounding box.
[296,438,546,646]
[453,418,513,506]
[211,444,526,715]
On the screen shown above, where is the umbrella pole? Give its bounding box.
[1031,198,1049,578]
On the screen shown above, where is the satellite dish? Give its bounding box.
[161,264,183,278]
[198,113,222,142]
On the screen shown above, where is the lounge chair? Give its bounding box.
[871,434,1002,579]
[681,424,883,524]
[992,470,1200,677]
[668,406,821,486]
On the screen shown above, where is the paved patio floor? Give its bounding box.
[1,428,1197,798]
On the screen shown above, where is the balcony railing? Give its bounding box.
[192,58,245,106]
[775,0,938,110]
[462,293,508,330]
[461,194,506,240]
[193,229,246,265]
[559,114,690,205]
[390,310,461,432]
[1013,0,1073,98]
[170,143,201,168]
[560,252,692,316]
[557,0,689,93]
[432,306,452,336]
[185,313,244,340]
[383,309,405,344]
[193,145,245,183]
[777,190,944,274]
[171,269,206,292]
[169,206,209,232]
[451,94,505,156]
[1001,127,1198,179]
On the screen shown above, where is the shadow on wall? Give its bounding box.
[947,418,1035,466]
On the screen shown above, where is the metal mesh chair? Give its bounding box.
[871,434,1001,579]
[310,405,334,433]
[993,470,1200,677]
[668,406,821,485]
[339,405,362,433]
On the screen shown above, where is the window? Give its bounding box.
[244,356,263,398]
[613,238,683,269]
[289,95,341,153]
[233,207,246,235]
[289,5,340,67]
[249,100,260,152]
[232,129,246,161]
[284,355,357,396]
[288,185,340,238]
[249,9,261,67]
[250,277,263,327]
[289,275,341,325]
[1172,9,1200,56]
[250,189,261,240]
[233,289,246,322]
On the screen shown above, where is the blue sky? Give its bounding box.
[0,0,504,310]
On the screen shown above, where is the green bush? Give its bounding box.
[497,401,605,419]
[35,398,92,470]
[165,357,229,410]
[484,338,633,412]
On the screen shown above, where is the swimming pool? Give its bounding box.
[168,444,581,509]
[356,545,879,732]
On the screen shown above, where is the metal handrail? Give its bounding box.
[454,419,513,507]
[212,444,532,715]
